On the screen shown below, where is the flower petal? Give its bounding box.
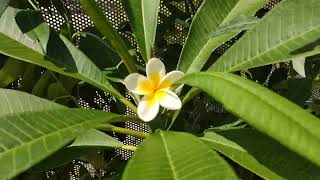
[147,58,166,87]
[159,70,184,89]
[138,95,159,122]
[124,73,154,95]
[156,89,181,110]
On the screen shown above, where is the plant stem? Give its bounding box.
[121,145,137,151]
[97,124,149,139]
[28,0,38,10]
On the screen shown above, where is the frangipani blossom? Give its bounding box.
[124,58,184,122]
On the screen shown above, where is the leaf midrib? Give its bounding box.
[159,131,179,180]
[210,73,320,142]
[141,0,148,60]
[0,113,119,160]
[183,0,254,73]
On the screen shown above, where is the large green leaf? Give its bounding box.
[0,8,136,111]
[177,0,267,73]
[122,0,160,62]
[202,129,320,180]
[179,72,320,167]
[70,129,124,148]
[0,88,65,116]
[0,109,123,179]
[79,0,137,73]
[122,130,238,180]
[210,0,320,72]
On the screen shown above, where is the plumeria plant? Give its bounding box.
[0,0,320,179]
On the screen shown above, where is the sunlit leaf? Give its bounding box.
[179,72,320,167]
[0,88,65,116]
[122,0,160,61]
[122,130,238,180]
[210,0,320,72]
[0,109,124,179]
[178,0,267,73]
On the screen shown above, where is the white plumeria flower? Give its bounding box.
[124,58,184,122]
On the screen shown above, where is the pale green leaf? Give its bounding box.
[179,72,320,167]
[122,130,238,180]
[0,0,9,17]
[79,0,137,73]
[292,57,306,77]
[0,8,135,110]
[70,129,124,148]
[201,129,320,180]
[0,109,123,179]
[122,0,160,61]
[0,88,65,116]
[210,0,320,72]
[178,0,267,74]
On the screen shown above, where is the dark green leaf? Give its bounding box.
[202,129,320,180]
[0,58,26,88]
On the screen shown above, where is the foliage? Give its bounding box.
[0,0,320,179]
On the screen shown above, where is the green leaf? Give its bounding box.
[0,58,26,87]
[0,88,65,116]
[201,129,320,180]
[122,0,160,61]
[210,0,320,72]
[70,129,123,148]
[177,0,267,73]
[79,0,137,73]
[0,109,123,179]
[210,16,259,38]
[0,0,9,17]
[0,8,136,111]
[122,130,238,180]
[179,72,320,167]
[292,57,306,77]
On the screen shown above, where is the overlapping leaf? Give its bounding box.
[178,0,267,73]
[122,130,238,180]
[202,129,320,180]
[0,8,135,110]
[79,0,137,73]
[210,0,320,72]
[70,129,124,148]
[0,88,65,116]
[179,72,320,167]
